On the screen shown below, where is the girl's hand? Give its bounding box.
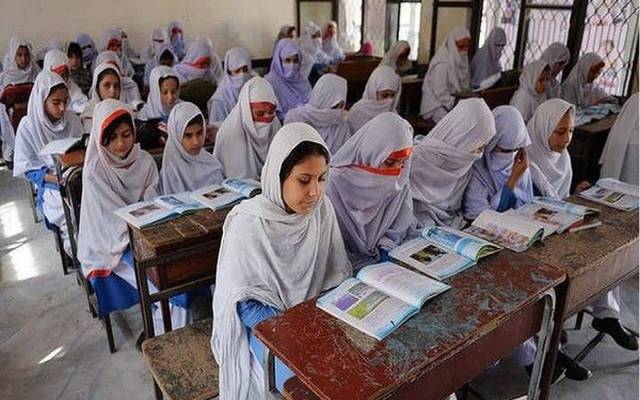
[575,180,591,193]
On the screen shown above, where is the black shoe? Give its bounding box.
[592,317,638,351]
[524,357,568,384]
[556,350,592,381]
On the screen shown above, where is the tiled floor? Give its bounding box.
[0,165,637,400]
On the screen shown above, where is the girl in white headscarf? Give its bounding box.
[213,76,282,180]
[207,47,253,127]
[420,27,471,123]
[470,27,506,88]
[93,50,142,104]
[78,99,188,332]
[347,65,401,133]
[160,102,224,194]
[140,28,170,63]
[13,71,83,254]
[284,73,350,154]
[380,40,412,74]
[599,93,639,185]
[0,36,40,92]
[321,21,345,63]
[211,122,352,399]
[526,98,576,199]
[43,49,89,114]
[463,105,533,220]
[411,98,497,228]
[299,21,333,80]
[100,29,135,77]
[540,42,570,99]
[167,21,186,60]
[143,44,178,87]
[80,63,125,130]
[510,60,550,123]
[138,66,181,121]
[175,38,222,84]
[561,52,608,107]
[326,112,417,267]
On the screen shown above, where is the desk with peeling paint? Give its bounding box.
[254,251,565,400]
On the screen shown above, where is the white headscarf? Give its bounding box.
[99,29,134,77]
[13,71,83,178]
[347,65,401,133]
[420,27,471,119]
[527,98,575,200]
[510,60,549,123]
[141,28,170,62]
[470,28,506,88]
[174,38,222,83]
[207,47,253,126]
[93,50,142,103]
[43,49,89,114]
[299,21,332,78]
[284,73,350,154]
[213,76,282,180]
[0,36,40,92]
[138,66,181,121]
[562,52,608,107]
[167,21,186,59]
[599,93,639,185]
[143,43,178,87]
[160,102,224,194]
[78,99,159,276]
[540,42,570,99]
[211,122,352,400]
[411,98,496,228]
[326,112,417,264]
[463,105,533,219]
[80,63,125,127]
[321,21,345,62]
[380,40,412,73]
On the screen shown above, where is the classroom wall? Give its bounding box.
[0,0,296,60]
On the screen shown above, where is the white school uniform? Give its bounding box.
[43,50,89,114]
[599,93,639,185]
[510,60,548,124]
[539,42,570,99]
[137,66,182,121]
[562,53,608,108]
[346,65,401,133]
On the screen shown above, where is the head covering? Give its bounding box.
[81,63,124,124]
[143,43,178,86]
[562,52,608,107]
[13,71,83,178]
[265,38,312,119]
[420,27,471,119]
[167,21,185,59]
[76,33,98,68]
[160,102,224,194]
[43,49,89,114]
[470,27,506,88]
[299,21,332,78]
[326,112,416,264]
[213,76,282,180]
[599,93,639,185]
[276,25,295,42]
[359,41,374,56]
[509,60,549,123]
[347,65,401,132]
[321,21,345,62]
[380,40,412,73]
[463,105,533,219]
[284,73,350,154]
[207,47,253,125]
[540,43,570,99]
[138,66,181,121]
[527,98,575,199]
[78,99,159,276]
[93,50,141,103]
[411,98,496,228]
[141,28,170,62]
[0,36,40,92]
[100,29,134,77]
[174,39,215,82]
[211,122,351,400]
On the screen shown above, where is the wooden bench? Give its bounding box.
[142,318,219,400]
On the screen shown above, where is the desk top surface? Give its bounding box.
[575,114,617,135]
[255,251,564,399]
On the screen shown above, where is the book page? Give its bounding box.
[389,238,475,280]
[38,137,82,156]
[114,201,173,229]
[154,193,206,214]
[422,226,501,262]
[222,178,261,198]
[190,184,244,210]
[468,210,544,252]
[533,197,599,217]
[579,179,639,211]
[316,278,418,340]
[356,262,451,308]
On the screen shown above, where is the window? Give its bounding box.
[339,0,364,52]
[479,0,520,69]
[386,1,422,60]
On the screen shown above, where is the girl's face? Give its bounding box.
[376,90,396,101]
[15,46,30,69]
[160,77,179,109]
[107,39,122,55]
[250,102,276,123]
[281,154,328,215]
[326,25,336,38]
[397,47,410,66]
[552,61,567,77]
[98,73,121,100]
[535,68,551,95]
[380,152,410,170]
[181,120,204,156]
[287,28,297,39]
[44,86,69,123]
[68,54,82,70]
[105,121,134,159]
[283,54,299,65]
[548,111,574,153]
[588,62,605,83]
[230,65,249,76]
[455,37,472,54]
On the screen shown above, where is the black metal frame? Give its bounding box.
[296,0,339,32]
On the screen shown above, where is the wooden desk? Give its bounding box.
[527,195,638,399]
[255,251,565,400]
[570,114,618,188]
[398,77,423,118]
[336,58,381,105]
[58,149,86,168]
[454,85,518,110]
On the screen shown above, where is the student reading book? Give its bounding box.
[463,209,545,252]
[317,262,450,340]
[190,178,261,210]
[578,178,639,211]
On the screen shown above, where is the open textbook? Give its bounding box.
[38,134,89,156]
[422,225,502,261]
[511,197,601,236]
[317,262,450,340]
[463,209,545,252]
[115,192,207,229]
[578,178,639,211]
[190,178,261,210]
[389,238,476,281]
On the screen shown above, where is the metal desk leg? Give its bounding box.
[263,347,284,400]
[527,289,556,400]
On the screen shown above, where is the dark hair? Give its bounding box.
[102,113,134,147]
[186,114,204,129]
[159,75,179,88]
[67,42,83,59]
[279,141,329,182]
[48,83,68,98]
[159,49,174,62]
[97,68,119,86]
